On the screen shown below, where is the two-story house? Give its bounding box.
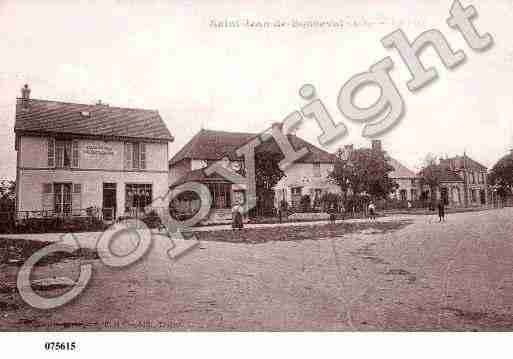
[168,128,338,223]
[14,85,173,219]
[418,155,488,207]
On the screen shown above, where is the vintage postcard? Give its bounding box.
[0,0,512,356]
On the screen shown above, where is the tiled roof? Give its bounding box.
[445,155,487,171]
[388,157,417,179]
[15,98,174,141]
[169,129,336,166]
[418,164,463,183]
[170,169,232,188]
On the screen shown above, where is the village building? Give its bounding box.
[418,155,489,207]
[14,85,173,220]
[168,128,338,222]
[369,140,419,202]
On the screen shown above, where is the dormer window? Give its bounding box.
[81,111,90,117]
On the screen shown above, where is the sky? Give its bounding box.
[0,0,512,179]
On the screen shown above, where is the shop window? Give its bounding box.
[126,183,153,210]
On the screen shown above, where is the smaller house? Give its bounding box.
[370,140,418,202]
[168,129,339,222]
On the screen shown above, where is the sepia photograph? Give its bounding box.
[0,0,512,356]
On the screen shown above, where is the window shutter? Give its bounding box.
[124,142,133,170]
[140,143,146,169]
[42,183,53,212]
[47,138,55,167]
[72,140,79,168]
[72,183,82,215]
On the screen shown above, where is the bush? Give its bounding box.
[141,210,162,229]
[16,216,108,234]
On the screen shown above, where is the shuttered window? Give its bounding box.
[72,183,82,215]
[124,142,147,170]
[42,183,53,212]
[72,140,79,168]
[140,143,146,169]
[124,142,133,170]
[48,138,55,167]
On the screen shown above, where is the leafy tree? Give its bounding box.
[0,180,15,212]
[254,150,284,216]
[329,146,397,201]
[488,153,513,198]
[418,154,442,202]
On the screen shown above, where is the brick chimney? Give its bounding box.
[371,139,382,152]
[20,84,30,109]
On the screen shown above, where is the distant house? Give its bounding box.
[14,85,173,219]
[360,140,418,202]
[168,128,338,222]
[418,155,488,207]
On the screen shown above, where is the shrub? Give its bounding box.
[141,209,162,229]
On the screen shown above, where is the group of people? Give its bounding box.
[231,198,447,230]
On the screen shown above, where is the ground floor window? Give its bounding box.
[125,183,153,211]
[291,186,303,209]
[207,182,231,209]
[54,183,72,215]
[400,189,407,201]
[410,189,417,201]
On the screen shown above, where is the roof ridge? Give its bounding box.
[18,97,159,112]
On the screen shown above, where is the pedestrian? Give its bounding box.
[368,201,376,220]
[328,204,337,224]
[232,201,244,230]
[437,200,445,222]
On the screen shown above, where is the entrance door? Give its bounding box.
[291,187,303,210]
[54,183,72,216]
[480,189,486,205]
[103,183,117,220]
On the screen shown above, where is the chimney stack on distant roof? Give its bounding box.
[371,139,382,152]
[21,84,30,99]
[20,84,30,110]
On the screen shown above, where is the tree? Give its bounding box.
[0,180,15,212]
[329,146,397,202]
[418,153,442,202]
[254,151,284,216]
[488,153,513,198]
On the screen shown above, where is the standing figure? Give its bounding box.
[437,200,445,222]
[368,201,376,220]
[328,204,337,224]
[232,202,244,230]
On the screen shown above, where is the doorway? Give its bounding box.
[103,183,117,220]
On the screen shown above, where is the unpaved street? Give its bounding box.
[1,209,513,331]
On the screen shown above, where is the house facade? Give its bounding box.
[418,155,488,207]
[369,140,419,202]
[14,85,173,220]
[168,129,338,223]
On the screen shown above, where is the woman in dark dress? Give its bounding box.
[437,201,445,222]
[232,203,243,230]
